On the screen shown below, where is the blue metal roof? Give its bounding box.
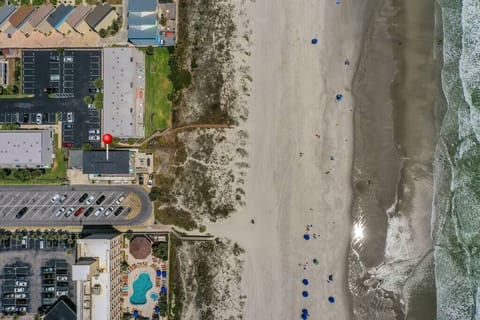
[128,25,159,46]
[128,12,156,26]
[47,4,74,29]
[0,6,15,25]
[128,0,157,12]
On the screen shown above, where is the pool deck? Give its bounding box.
[121,239,168,318]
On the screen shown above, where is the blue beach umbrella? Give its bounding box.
[311,38,318,45]
[301,314,308,320]
[160,286,167,295]
[133,310,139,318]
[154,306,160,313]
[162,271,167,277]
[328,274,334,281]
[328,296,335,303]
[302,279,309,285]
[156,270,162,277]
[336,94,343,101]
[302,291,309,298]
[304,234,310,240]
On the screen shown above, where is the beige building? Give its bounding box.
[84,4,116,33]
[19,4,54,35]
[66,4,92,34]
[72,232,122,320]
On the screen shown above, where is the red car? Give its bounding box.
[63,142,73,148]
[74,207,85,217]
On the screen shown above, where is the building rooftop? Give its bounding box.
[82,150,130,174]
[103,47,145,138]
[128,12,157,27]
[159,3,176,20]
[46,4,74,29]
[9,5,34,28]
[66,4,92,28]
[128,0,157,12]
[85,4,113,28]
[28,4,54,27]
[0,129,53,168]
[0,6,15,26]
[68,150,83,169]
[44,296,76,320]
[129,236,152,259]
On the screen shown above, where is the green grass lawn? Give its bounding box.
[145,47,173,136]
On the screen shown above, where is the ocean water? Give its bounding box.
[433,0,480,319]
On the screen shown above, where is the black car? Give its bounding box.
[84,207,94,217]
[64,124,73,129]
[138,175,144,185]
[78,193,88,203]
[113,207,124,216]
[23,113,29,123]
[95,195,106,205]
[15,207,28,219]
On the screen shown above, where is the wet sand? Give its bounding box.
[349,0,437,318]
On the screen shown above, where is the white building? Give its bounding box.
[0,129,53,168]
[72,232,122,320]
[103,47,145,139]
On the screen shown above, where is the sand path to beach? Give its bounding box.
[207,0,377,319]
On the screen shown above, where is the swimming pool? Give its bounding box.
[130,273,153,305]
[150,292,159,300]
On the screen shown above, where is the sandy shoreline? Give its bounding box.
[206,0,377,319]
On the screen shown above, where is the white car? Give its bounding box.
[85,195,95,205]
[14,293,26,299]
[64,56,73,63]
[67,112,73,123]
[104,207,114,217]
[15,307,27,312]
[15,281,27,287]
[55,207,66,217]
[88,129,100,134]
[14,288,24,293]
[58,194,67,204]
[56,276,68,281]
[50,194,60,204]
[64,207,75,217]
[4,306,15,312]
[88,135,100,141]
[87,103,95,109]
[115,195,125,205]
[56,290,68,297]
[36,113,42,124]
[94,207,104,216]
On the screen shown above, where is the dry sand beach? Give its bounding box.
[206,0,378,318]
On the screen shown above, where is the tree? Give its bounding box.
[146,45,154,56]
[94,92,103,109]
[56,47,64,54]
[82,143,92,151]
[160,14,168,27]
[99,28,108,38]
[94,78,103,89]
[1,123,19,130]
[83,96,93,104]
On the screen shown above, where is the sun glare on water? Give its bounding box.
[353,222,364,243]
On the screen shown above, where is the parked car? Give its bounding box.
[96,195,105,205]
[64,56,73,63]
[15,307,27,313]
[58,194,67,204]
[23,113,29,123]
[36,113,42,124]
[85,196,95,205]
[74,207,85,217]
[87,103,95,109]
[64,123,73,129]
[50,56,59,61]
[63,142,73,148]
[104,207,114,217]
[56,290,68,297]
[114,207,124,216]
[64,207,75,217]
[78,193,88,203]
[56,276,68,281]
[4,306,15,312]
[55,207,66,217]
[88,135,100,141]
[147,173,154,187]
[84,207,94,217]
[15,281,27,287]
[50,194,60,204]
[66,112,73,123]
[14,293,26,299]
[42,287,55,292]
[94,207,104,217]
[14,288,24,293]
[15,207,28,219]
[115,195,125,205]
[88,129,100,134]
[138,175,144,185]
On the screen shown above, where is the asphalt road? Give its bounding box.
[0,185,152,227]
[0,50,102,148]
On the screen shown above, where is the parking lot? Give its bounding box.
[0,185,152,227]
[0,49,102,148]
